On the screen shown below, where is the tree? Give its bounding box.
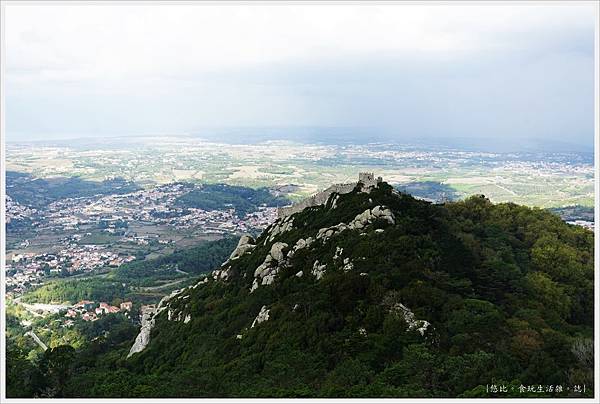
[38,345,76,397]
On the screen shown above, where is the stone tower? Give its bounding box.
[358,172,381,188]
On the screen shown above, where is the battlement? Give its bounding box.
[277,173,383,218]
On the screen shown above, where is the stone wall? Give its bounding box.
[277,173,385,219]
[277,182,356,218]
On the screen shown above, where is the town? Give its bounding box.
[6,182,279,297]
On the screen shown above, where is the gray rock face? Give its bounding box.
[343,258,354,272]
[251,305,270,328]
[316,223,347,242]
[314,206,395,243]
[212,265,232,281]
[270,242,288,262]
[267,217,294,242]
[312,260,327,280]
[128,288,187,358]
[391,303,431,336]
[330,194,340,209]
[250,235,313,292]
[250,243,289,292]
[251,253,277,291]
[348,206,395,230]
[228,235,256,261]
[127,306,155,358]
[295,238,307,250]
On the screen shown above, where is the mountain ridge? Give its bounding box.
[27,179,594,398]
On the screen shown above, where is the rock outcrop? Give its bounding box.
[315,206,395,243]
[251,242,289,292]
[266,216,295,242]
[311,260,327,280]
[390,303,431,336]
[251,305,270,328]
[228,235,256,261]
[127,290,174,358]
[251,237,315,292]
[128,287,196,357]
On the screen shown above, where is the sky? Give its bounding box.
[3,2,597,150]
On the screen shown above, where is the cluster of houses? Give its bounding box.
[65,300,133,322]
[7,182,282,300]
[6,195,38,225]
[566,220,594,231]
[6,247,136,296]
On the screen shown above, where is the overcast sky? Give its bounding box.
[3,2,597,149]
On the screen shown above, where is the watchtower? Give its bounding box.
[358,172,381,188]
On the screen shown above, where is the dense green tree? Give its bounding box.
[7,183,594,398]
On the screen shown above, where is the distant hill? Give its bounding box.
[6,171,140,208]
[549,205,594,222]
[176,183,289,216]
[395,181,459,202]
[8,181,594,398]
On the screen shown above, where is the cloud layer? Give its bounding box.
[4,3,597,149]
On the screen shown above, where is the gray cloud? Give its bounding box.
[4,3,596,151]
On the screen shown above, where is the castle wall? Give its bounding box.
[277,182,355,218]
[277,173,383,219]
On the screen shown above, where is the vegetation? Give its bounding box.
[396,181,459,201]
[20,238,240,304]
[110,237,239,286]
[7,183,594,398]
[21,279,129,305]
[6,314,137,398]
[6,171,140,208]
[176,183,289,216]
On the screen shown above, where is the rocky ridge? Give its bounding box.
[127,179,431,358]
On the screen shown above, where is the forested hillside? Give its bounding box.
[176,183,289,216]
[7,182,594,398]
[6,171,140,208]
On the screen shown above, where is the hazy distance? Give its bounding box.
[4,3,597,152]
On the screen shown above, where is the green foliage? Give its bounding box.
[21,279,129,304]
[37,346,76,397]
[396,181,459,201]
[111,237,239,285]
[21,238,240,305]
[176,183,288,216]
[5,345,44,398]
[8,184,595,398]
[6,171,140,208]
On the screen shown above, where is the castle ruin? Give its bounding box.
[277,173,382,218]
